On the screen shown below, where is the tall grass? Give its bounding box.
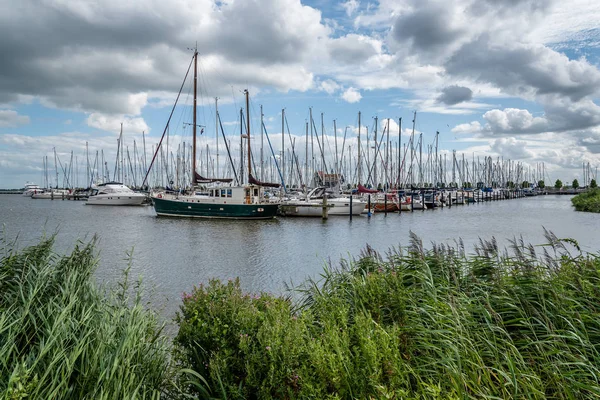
[0,236,173,399]
[571,188,600,212]
[176,231,600,399]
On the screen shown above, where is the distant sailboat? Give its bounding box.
[149,49,279,219]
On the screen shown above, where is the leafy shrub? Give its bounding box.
[175,233,600,399]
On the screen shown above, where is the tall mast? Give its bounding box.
[192,48,198,185]
[321,112,325,177]
[215,97,219,178]
[358,111,362,185]
[245,89,251,179]
[397,118,402,186]
[120,123,124,183]
[281,108,285,191]
[240,108,244,183]
[334,119,338,176]
[54,147,58,188]
[374,116,378,189]
[260,104,264,180]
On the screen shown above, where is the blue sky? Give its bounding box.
[1,0,600,188]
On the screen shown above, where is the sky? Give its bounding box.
[1,0,600,188]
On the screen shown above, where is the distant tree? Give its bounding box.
[507,181,515,189]
[572,179,580,189]
[522,181,530,188]
[591,179,598,188]
[537,180,545,189]
[555,179,563,190]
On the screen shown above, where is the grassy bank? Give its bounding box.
[0,236,173,399]
[176,233,600,399]
[572,188,600,212]
[4,234,600,399]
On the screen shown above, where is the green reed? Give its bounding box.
[0,236,172,399]
[176,231,600,399]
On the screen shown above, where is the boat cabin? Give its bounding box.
[203,185,265,204]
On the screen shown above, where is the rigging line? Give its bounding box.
[310,114,328,174]
[141,52,195,188]
[217,112,239,184]
[262,121,286,191]
[284,113,304,188]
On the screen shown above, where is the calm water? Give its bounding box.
[2,194,599,321]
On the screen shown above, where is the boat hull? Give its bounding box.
[279,199,365,217]
[86,195,147,206]
[152,197,279,219]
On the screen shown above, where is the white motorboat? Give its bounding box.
[31,189,70,199]
[86,182,147,206]
[279,187,366,217]
[22,183,43,197]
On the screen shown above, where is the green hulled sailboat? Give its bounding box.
[148,50,279,219]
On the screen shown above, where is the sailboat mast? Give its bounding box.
[245,89,251,179]
[358,111,361,185]
[215,97,219,178]
[192,49,198,186]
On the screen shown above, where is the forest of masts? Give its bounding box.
[40,109,597,191]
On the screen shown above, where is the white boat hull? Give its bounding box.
[86,194,147,206]
[31,190,69,199]
[280,198,366,217]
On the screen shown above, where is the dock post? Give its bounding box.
[349,194,353,221]
[384,193,387,216]
[399,191,402,214]
[367,194,372,217]
[322,196,328,220]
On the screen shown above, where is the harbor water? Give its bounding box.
[2,194,599,321]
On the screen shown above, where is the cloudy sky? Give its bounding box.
[1,0,600,188]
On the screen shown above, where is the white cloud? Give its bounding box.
[342,0,360,17]
[87,114,150,134]
[341,87,362,103]
[0,109,29,127]
[318,79,340,94]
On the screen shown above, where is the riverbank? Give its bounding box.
[571,188,600,212]
[3,235,600,398]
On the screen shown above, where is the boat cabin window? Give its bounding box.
[253,188,259,197]
[227,189,232,198]
[221,189,226,197]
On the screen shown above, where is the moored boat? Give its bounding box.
[147,50,279,219]
[86,182,147,206]
[22,183,43,197]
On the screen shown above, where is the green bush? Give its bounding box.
[0,236,173,399]
[571,188,600,212]
[175,235,600,399]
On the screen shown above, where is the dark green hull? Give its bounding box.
[153,197,279,219]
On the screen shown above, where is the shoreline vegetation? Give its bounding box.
[571,188,600,212]
[3,233,600,398]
